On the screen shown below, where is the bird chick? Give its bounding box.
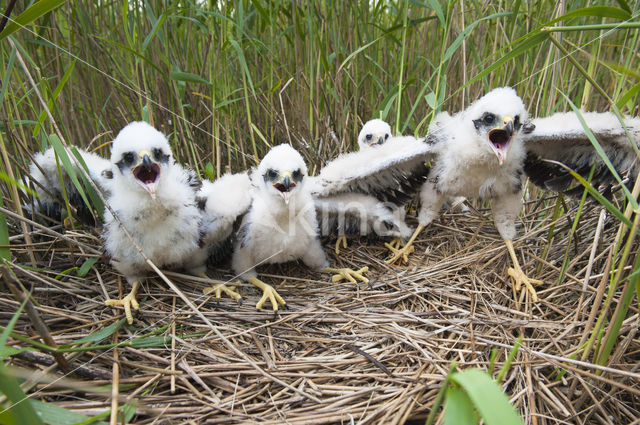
[358,119,392,149]
[103,121,239,323]
[386,87,540,300]
[232,144,369,311]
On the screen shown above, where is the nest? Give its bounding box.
[1,197,639,424]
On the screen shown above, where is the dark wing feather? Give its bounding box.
[314,194,411,239]
[309,136,433,206]
[522,111,640,194]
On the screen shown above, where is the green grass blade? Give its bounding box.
[33,59,76,139]
[442,12,511,65]
[467,32,548,88]
[0,196,9,263]
[0,0,69,40]
[142,12,167,51]
[228,39,256,98]
[0,292,29,352]
[451,369,524,425]
[613,0,632,14]
[28,399,108,425]
[76,257,99,277]
[425,0,445,26]
[616,81,640,110]
[0,363,45,425]
[425,361,457,425]
[60,318,126,347]
[48,135,93,218]
[94,36,164,76]
[169,71,212,86]
[561,93,637,209]
[0,46,16,113]
[444,386,478,425]
[496,336,522,383]
[69,147,104,220]
[563,167,632,228]
[597,227,640,366]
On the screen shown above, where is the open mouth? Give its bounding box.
[488,128,511,164]
[488,128,511,151]
[273,182,296,204]
[133,163,161,197]
[133,163,160,184]
[273,182,295,193]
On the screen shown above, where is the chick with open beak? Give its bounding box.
[132,149,162,198]
[487,115,516,165]
[265,168,303,205]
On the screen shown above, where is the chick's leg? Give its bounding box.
[248,277,286,311]
[386,183,443,265]
[505,239,542,302]
[335,235,348,255]
[200,273,242,304]
[105,280,141,325]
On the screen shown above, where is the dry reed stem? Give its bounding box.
[1,195,638,424]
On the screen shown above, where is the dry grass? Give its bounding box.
[2,194,639,424]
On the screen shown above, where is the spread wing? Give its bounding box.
[308,136,433,205]
[522,111,640,195]
[28,145,112,224]
[197,172,253,263]
[315,193,412,239]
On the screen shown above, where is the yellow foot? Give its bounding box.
[248,277,286,311]
[203,281,243,304]
[385,241,415,265]
[335,235,348,255]
[387,237,403,250]
[507,267,542,303]
[385,224,423,265]
[105,281,141,325]
[324,266,369,285]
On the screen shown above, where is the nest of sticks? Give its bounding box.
[1,194,639,424]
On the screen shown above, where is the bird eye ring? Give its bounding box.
[152,148,163,161]
[483,114,495,124]
[123,152,135,165]
[266,169,278,179]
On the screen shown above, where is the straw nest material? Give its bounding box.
[1,195,639,424]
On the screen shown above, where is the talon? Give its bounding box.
[203,280,243,304]
[505,239,541,303]
[507,267,541,302]
[385,241,415,265]
[324,266,369,285]
[105,281,141,325]
[335,235,348,255]
[386,225,423,265]
[248,277,286,311]
[387,237,402,250]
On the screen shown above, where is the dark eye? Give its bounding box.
[292,169,303,181]
[385,133,389,140]
[122,152,135,165]
[365,134,372,140]
[483,114,495,125]
[152,148,164,161]
[267,169,278,179]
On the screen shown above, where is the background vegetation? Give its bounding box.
[0,0,639,424]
